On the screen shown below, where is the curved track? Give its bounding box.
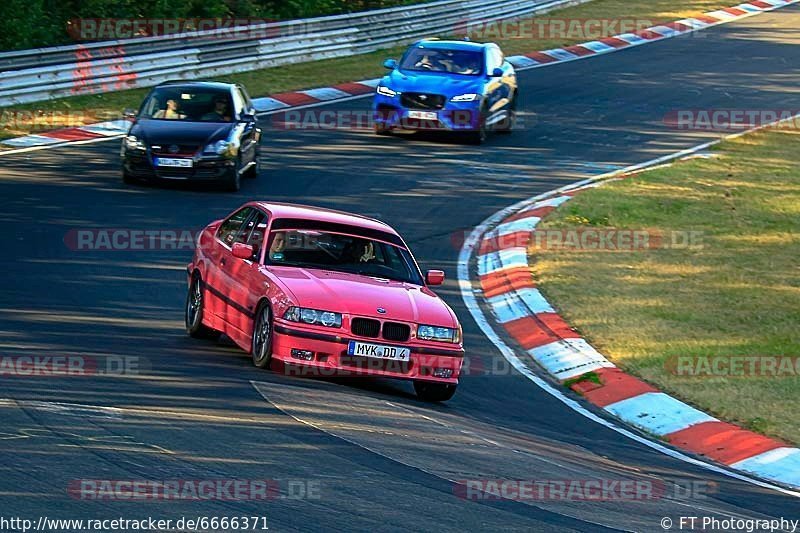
[1,8,799,531]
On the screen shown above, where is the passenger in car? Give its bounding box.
[153,99,185,119]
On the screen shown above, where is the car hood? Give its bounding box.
[271,267,457,328]
[130,119,232,146]
[383,70,483,97]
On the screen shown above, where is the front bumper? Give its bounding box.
[122,150,236,181]
[272,323,464,384]
[373,94,481,131]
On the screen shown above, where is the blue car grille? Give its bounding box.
[401,93,445,110]
[151,144,200,156]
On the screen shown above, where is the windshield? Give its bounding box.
[266,229,424,285]
[399,47,483,76]
[138,86,234,122]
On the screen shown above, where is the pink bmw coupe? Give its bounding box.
[186,202,464,401]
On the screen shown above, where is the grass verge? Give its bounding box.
[1,0,733,141]
[531,127,800,445]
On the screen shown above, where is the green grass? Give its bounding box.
[531,128,800,445]
[0,0,733,141]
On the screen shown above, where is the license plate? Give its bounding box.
[348,341,410,361]
[408,110,437,120]
[155,157,193,168]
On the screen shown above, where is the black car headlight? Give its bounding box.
[124,135,146,151]
[203,140,235,157]
[284,307,342,328]
[417,324,460,343]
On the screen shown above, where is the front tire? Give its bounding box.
[251,303,274,369]
[466,106,487,145]
[414,381,457,402]
[244,151,259,179]
[186,275,220,339]
[223,156,242,192]
[497,95,517,134]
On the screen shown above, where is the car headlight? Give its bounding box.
[203,140,234,156]
[124,135,146,151]
[417,324,460,343]
[376,85,398,97]
[284,307,342,328]
[450,93,479,102]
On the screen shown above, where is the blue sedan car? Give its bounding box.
[373,39,517,143]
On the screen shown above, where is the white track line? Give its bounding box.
[457,113,800,497]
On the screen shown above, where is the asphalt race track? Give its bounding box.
[1,7,799,532]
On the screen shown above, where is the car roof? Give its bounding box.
[155,80,235,91]
[412,39,490,52]
[252,202,400,236]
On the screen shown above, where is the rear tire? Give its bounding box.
[414,381,457,402]
[251,303,274,369]
[186,275,220,340]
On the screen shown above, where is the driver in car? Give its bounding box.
[415,52,445,71]
[201,96,232,122]
[269,231,287,261]
[358,242,376,263]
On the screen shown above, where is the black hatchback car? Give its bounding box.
[121,81,261,191]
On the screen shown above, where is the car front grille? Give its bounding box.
[401,92,445,110]
[382,322,410,342]
[351,317,411,342]
[351,318,380,338]
[151,144,200,156]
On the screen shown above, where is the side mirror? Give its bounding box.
[383,58,398,70]
[426,270,445,286]
[491,67,504,78]
[241,111,256,122]
[122,108,137,119]
[232,242,255,260]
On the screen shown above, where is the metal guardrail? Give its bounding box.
[0,0,587,106]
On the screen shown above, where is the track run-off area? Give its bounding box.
[0,6,799,532]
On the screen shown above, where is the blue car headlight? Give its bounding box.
[450,93,479,103]
[376,85,398,98]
